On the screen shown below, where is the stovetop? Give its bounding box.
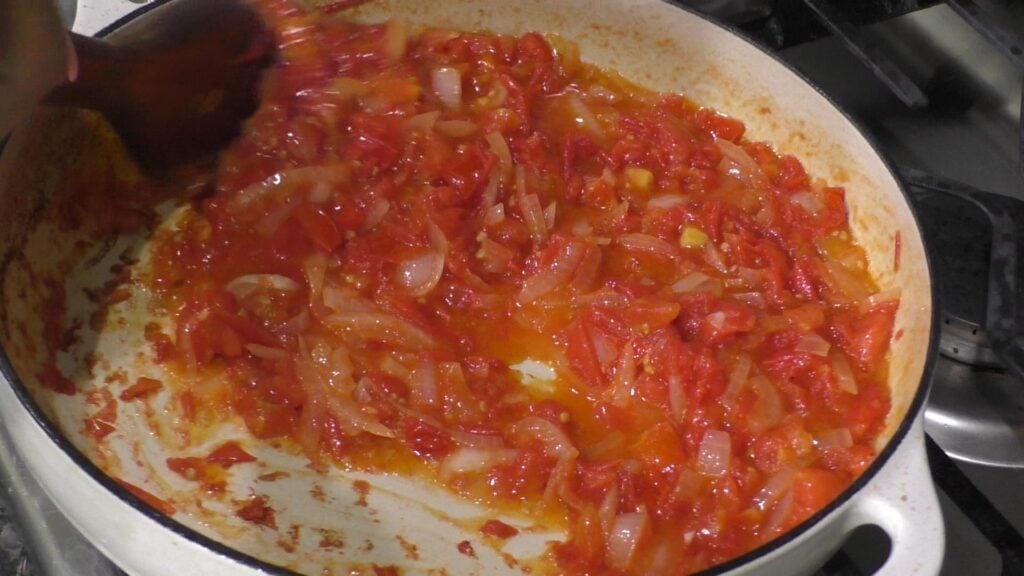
[4,1,1024,575]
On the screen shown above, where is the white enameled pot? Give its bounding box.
[0,1,943,575]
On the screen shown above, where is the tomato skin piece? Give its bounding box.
[120,377,164,401]
[830,301,899,371]
[206,441,258,467]
[633,422,686,473]
[402,418,453,460]
[481,519,519,539]
[566,315,607,388]
[695,108,745,142]
[792,468,846,511]
[294,204,343,251]
[696,300,757,346]
[775,155,809,191]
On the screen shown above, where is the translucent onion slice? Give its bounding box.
[697,429,731,477]
[752,463,801,511]
[438,447,517,480]
[435,120,477,138]
[225,274,300,300]
[395,250,445,297]
[716,138,766,187]
[794,332,831,357]
[486,131,513,179]
[815,428,854,451]
[511,416,578,459]
[830,352,859,394]
[617,233,678,261]
[606,509,650,571]
[431,66,462,109]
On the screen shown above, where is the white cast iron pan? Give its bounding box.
[0,1,943,574]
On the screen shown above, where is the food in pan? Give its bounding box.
[46,1,899,574]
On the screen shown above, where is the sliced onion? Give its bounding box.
[748,376,784,433]
[328,396,396,438]
[409,363,439,408]
[477,172,500,211]
[518,241,586,304]
[225,274,300,300]
[860,287,902,314]
[706,311,727,330]
[671,272,720,295]
[716,138,765,187]
[572,287,628,308]
[544,202,557,231]
[403,110,440,133]
[565,92,603,138]
[435,120,477,138]
[647,194,689,210]
[667,373,687,424]
[396,251,445,297]
[794,333,831,357]
[308,181,332,204]
[606,510,650,571]
[722,352,752,403]
[830,352,858,394]
[486,131,513,179]
[512,416,578,459]
[703,243,729,273]
[617,233,678,261]
[382,19,407,62]
[671,469,704,504]
[245,343,288,361]
[449,430,506,449]
[476,237,515,274]
[824,260,871,301]
[484,202,505,226]
[228,165,351,214]
[815,428,854,451]
[280,309,311,334]
[790,191,824,216]
[732,292,766,308]
[753,463,801,511]
[599,484,620,535]
[363,198,391,230]
[697,429,731,477]
[432,66,462,109]
[439,447,517,480]
[607,342,636,407]
[763,490,795,536]
[324,312,437,349]
[520,193,549,246]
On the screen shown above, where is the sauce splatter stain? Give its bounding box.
[352,479,370,507]
[396,535,420,560]
[236,494,277,529]
[457,540,477,559]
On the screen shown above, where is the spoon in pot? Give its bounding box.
[45,0,273,174]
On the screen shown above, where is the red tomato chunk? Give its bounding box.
[147,2,897,574]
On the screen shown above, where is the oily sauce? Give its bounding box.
[147,2,897,573]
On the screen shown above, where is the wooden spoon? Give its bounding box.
[46,0,273,174]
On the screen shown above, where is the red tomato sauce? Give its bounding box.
[147,2,897,573]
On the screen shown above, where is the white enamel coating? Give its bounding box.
[0,0,942,575]
[844,417,944,576]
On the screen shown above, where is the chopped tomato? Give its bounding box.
[136,8,896,576]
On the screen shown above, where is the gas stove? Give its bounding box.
[4,1,1024,575]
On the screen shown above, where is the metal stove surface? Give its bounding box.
[3,1,1024,575]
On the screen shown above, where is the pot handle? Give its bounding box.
[844,418,945,575]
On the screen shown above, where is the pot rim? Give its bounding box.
[0,1,940,574]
